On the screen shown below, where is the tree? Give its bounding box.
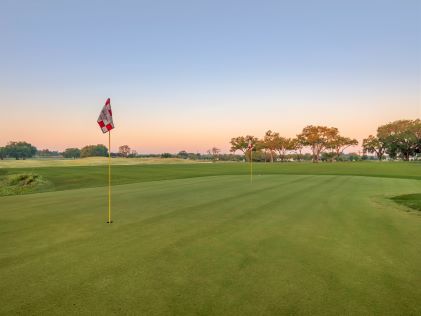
[230,135,258,161]
[377,119,421,161]
[274,136,294,162]
[327,135,358,161]
[230,136,247,154]
[118,145,131,158]
[4,141,37,160]
[348,152,362,161]
[63,148,81,159]
[188,152,201,160]
[177,150,189,159]
[289,138,303,161]
[207,147,220,161]
[0,147,5,160]
[262,130,279,162]
[80,144,108,158]
[254,139,268,162]
[297,126,338,162]
[38,149,60,157]
[362,135,386,160]
[412,120,421,154]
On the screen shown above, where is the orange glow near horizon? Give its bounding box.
[2,93,419,154]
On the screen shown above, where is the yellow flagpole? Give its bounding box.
[108,131,112,223]
[250,149,253,184]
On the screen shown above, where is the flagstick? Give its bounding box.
[250,149,253,184]
[108,130,112,223]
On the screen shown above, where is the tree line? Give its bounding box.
[230,126,358,163]
[0,143,109,160]
[1,119,419,161]
[230,119,421,162]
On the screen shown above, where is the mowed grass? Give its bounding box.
[0,157,202,168]
[1,161,421,193]
[1,163,421,315]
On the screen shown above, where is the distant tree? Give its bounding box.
[262,130,279,162]
[250,150,266,162]
[177,150,189,159]
[297,126,338,162]
[362,135,386,160]
[207,147,221,161]
[230,135,258,161]
[118,145,131,158]
[188,152,201,160]
[377,119,421,161]
[63,148,81,159]
[4,141,37,160]
[230,136,247,154]
[0,147,5,160]
[230,135,258,154]
[348,152,362,161]
[129,150,138,157]
[80,144,108,158]
[321,152,336,162]
[161,153,173,158]
[254,139,268,162]
[327,135,358,161]
[290,138,303,161]
[37,149,60,157]
[274,136,294,162]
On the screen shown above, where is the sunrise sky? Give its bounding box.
[1,0,420,153]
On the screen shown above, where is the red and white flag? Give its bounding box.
[97,98,114,133]
[247,140,254,150]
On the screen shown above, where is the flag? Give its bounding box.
[97,98,114,133]
[247,140,254,151]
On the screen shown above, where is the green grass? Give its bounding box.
[1,162,421,315]
[392,193,421,212]
[0,157,202,168]
[0,173,51,196]
[1,161,421,194]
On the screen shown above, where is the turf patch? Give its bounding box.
[391,193,421,212]
[0,173,51,196]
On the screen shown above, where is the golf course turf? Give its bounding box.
[0,161,420,315]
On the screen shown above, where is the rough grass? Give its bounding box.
[0,173,51,196]
[392,193,421,212]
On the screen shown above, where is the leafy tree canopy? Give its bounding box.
[4,141,37,160]
[80,144,108,158]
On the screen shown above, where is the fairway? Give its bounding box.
[1,163,421,315]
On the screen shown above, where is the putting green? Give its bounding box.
[1,172,420,315]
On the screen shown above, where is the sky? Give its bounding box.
[1,0,420,153]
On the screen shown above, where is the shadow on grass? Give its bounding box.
[391,193,421,212]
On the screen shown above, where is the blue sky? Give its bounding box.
[1,0,420,152]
